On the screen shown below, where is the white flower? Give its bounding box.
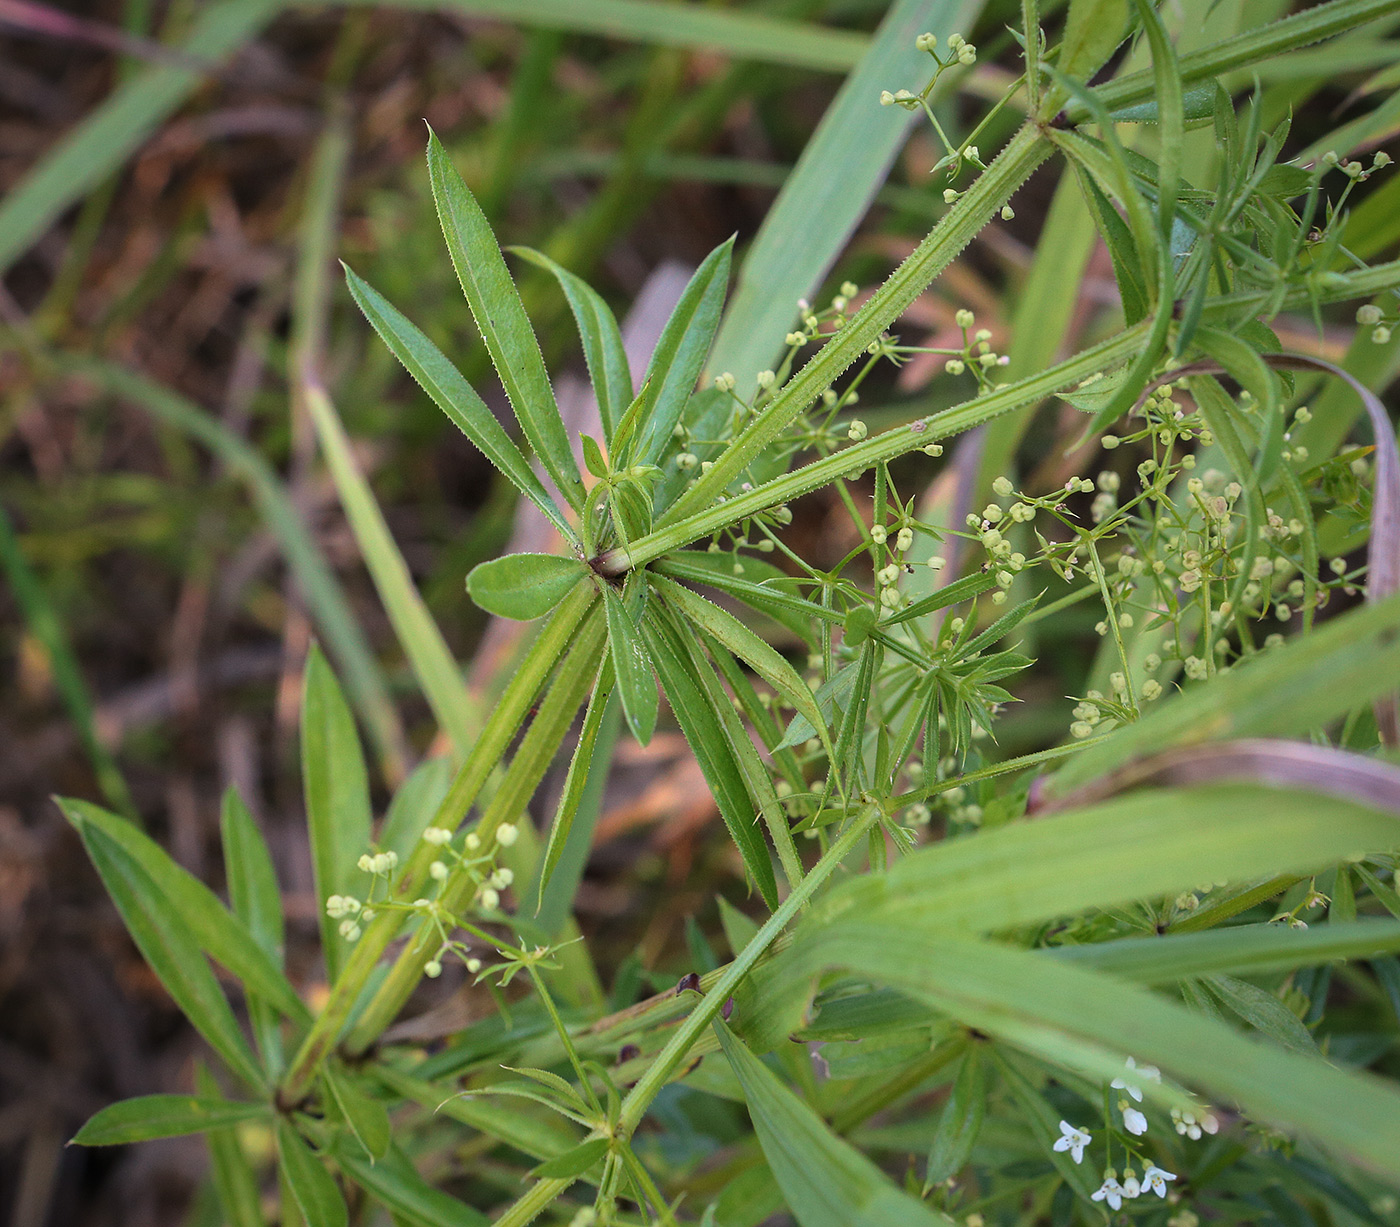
[1121,1170,1142,1198]
[1052,1120,1091,1164]
[1121,1104,1148,1136]
[1143,1165,1178,1197]
[1092,1176,1125,1210]
[495,823,518,847]
[1112,1055,1159,1102]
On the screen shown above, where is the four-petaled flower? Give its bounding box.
[1092,1175,1126,1210]
[1053,1120,1091,1164]
[1121,1103,1149,1136]
[1111,1056,1160,1102]
[1144,1165,1178,1197]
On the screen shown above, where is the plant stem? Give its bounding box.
[342,609,606,1056]
[602,323,1149,576]
[279,581,598,1105]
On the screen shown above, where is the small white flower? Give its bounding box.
[1121,1170,1142,1198]
[495,823,518,847]
[1053,1120,1091,1164]
[1111,1055,1159,1102]
[1092,1176,1125,1210]
[1121,1104,1149,1136]
[1143,1165,1178,1197]
[423,826,453,846]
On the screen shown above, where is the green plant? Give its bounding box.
[67,0,1400,1223]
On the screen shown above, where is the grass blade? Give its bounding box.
[55,355,406,780]
[0,0,281,278]
[715,1019,948,1227]
[304,380,478,757]
[0,500,135,817]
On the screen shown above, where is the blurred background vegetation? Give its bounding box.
[0,0,1395,1223]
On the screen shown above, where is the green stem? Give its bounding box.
[618,805,879,1133]
[279,581,597,1105]
[602,323,1149,576]
[528,964,604,1120]
[342,607,606,1056]
[650,122,1052,538]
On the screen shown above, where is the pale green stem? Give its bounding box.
[279,582,597,1105]
[601,323,1149,576]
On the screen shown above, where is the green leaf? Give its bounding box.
[643,611,780,909]
[466,553,591,621]
[345,266,575,542]
[61,797,307,1026]
[1203,973,1317,1054]
[1045,594,1400,799]
[654,551,820,647]
[714,1020,949,1227]
[581,433,610,480]
[990,1049,1101,1202]
[924,1044,987,1186]
[330,1135,489,1227]
[655,576,832,766]
[323,1066,392,1161]
[198,1066,266,1227]
[829,934,1400,1181]
[219,788,284,966]
[72,823,264,1089]
[530,1136,611,1180]
[72,1095,268,1146]
[602,583,659,744]
[276,1121,348,1227]
[1058,919,1400,982]
[219,787,289,1073]
[510,246,633,441]
[1053,0,1128,91]
[301,645,373,982]
[426,130,583,513]
[630,237,734,467]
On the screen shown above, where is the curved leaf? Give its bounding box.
[73,1095,268,1146]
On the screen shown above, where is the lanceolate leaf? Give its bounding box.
[74,824,264,1089]
[925,1043,987,1186]
[602,582,658,745]
[714,1021,950,1227]
[630,237,734,467]
[277,1121,348,1227]
[302,645,373,982]
[643,612,779,909]
[426,131,584,513]
[330,1135,489,1227]
[197,1067,265,1227]
[73,1095,268,1146]
[467,553,591,621]
[344,266,575,542]
[62,797,307,1026]
[654,574,832,765]
[323,1065,392,1161]
[510,246,633,441]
